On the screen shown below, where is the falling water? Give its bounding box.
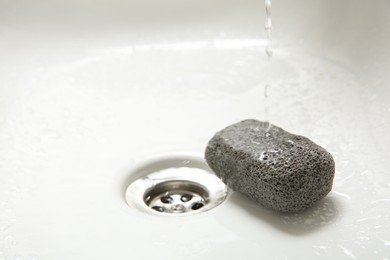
[264,0,272,132]
[265,0,272,58]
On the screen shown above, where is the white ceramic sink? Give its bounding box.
[1,0,390,259]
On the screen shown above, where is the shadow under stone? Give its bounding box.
[228,192,342,236]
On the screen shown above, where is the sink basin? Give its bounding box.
[1,0,390,259]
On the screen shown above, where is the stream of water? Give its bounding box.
[264,0,272,131]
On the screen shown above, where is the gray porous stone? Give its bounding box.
[205,119,335,212]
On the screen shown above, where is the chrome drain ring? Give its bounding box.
[125,155,229,216]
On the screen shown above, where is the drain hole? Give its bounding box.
[161,195,174,204]
[180,194,193,202]
[152,206,164,212]
[125,155,229,216]
[191,202,204,210]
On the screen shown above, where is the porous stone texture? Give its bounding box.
[205,119,335,212]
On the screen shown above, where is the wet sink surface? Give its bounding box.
[1,0,390,259]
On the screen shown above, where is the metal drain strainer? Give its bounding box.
[145,181,208,214]
[125,155,229,216]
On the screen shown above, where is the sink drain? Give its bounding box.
[145,181,208,214]
[125,155,229,216]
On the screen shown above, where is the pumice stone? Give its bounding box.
[205,119,335,212]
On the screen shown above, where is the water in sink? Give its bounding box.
[1,0,390,259]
